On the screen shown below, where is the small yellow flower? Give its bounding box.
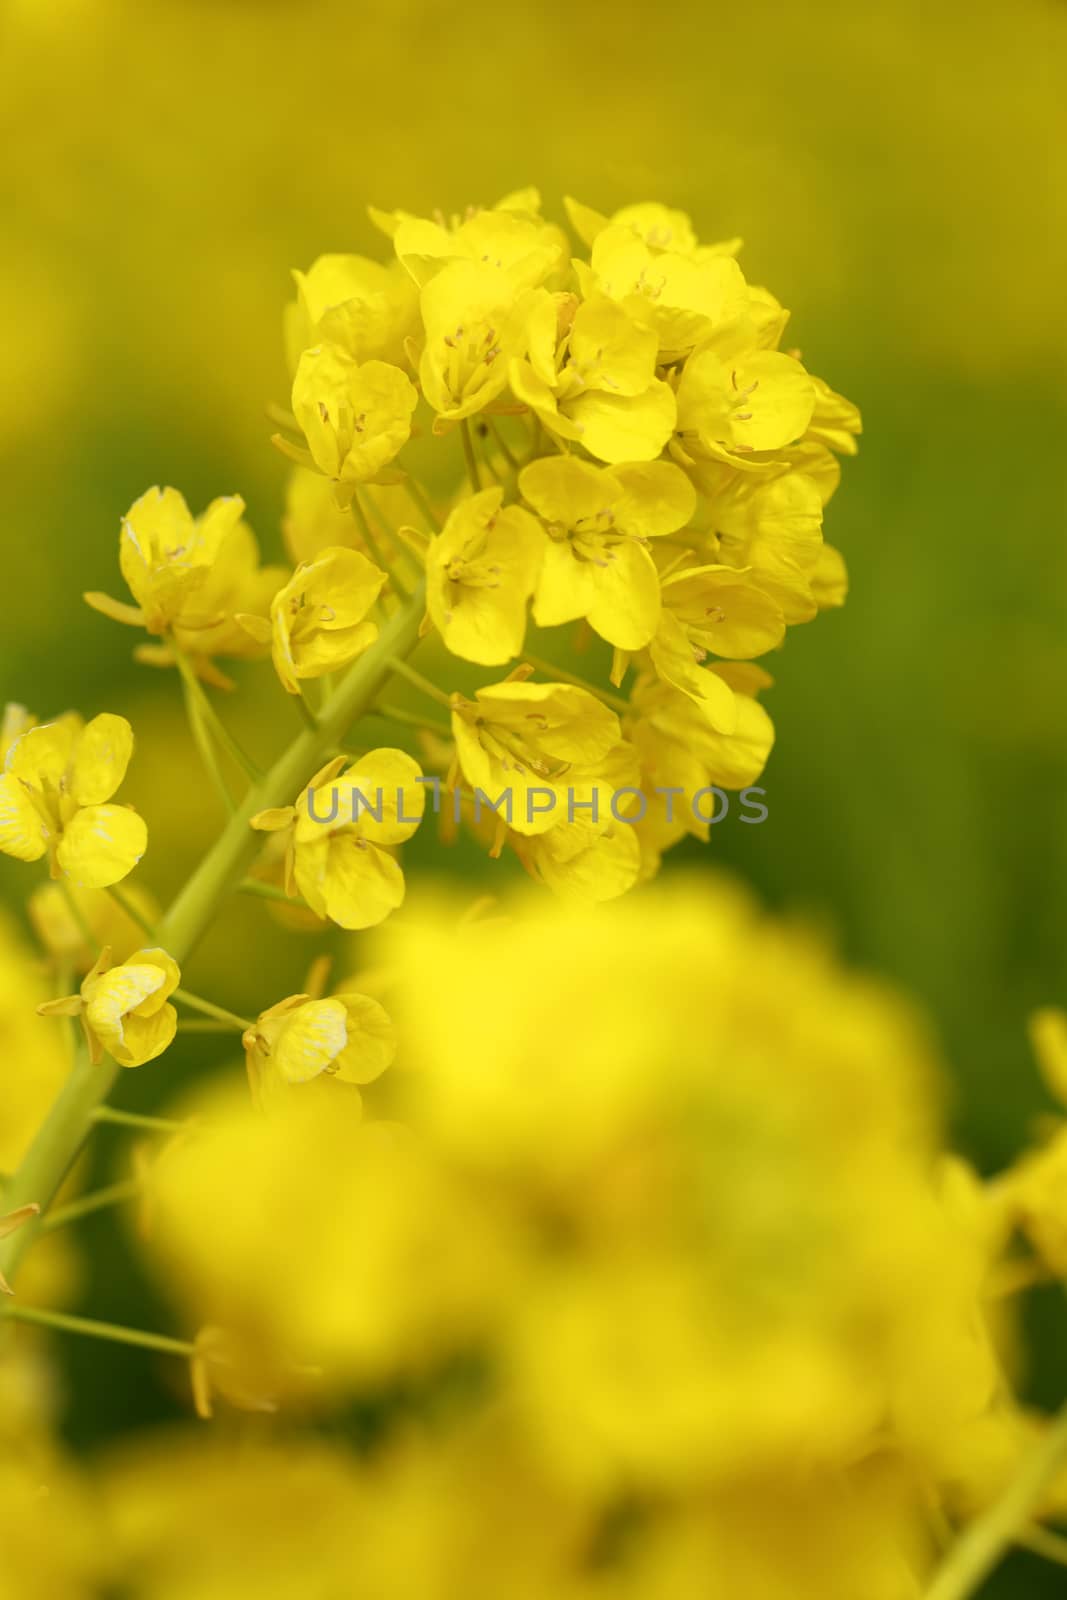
[83,489,286,686]
[419,261,530,427]
[580,222,749,362]
[282,343,417,506]
[518,456,695,650]
[242,989,394,1100]
[564,195,742,259]
[451,679,623,836]
[249,546,385,696]
[631,670,775,829]
[0,713,147,886]
[509,291,675,462]
[284,253,417,372]
[675,345,816,463]
[379,190,564,292]
[648,562,785,718]
[251,748,425,929]
[38,945,180,1068]
[425,487,544,666]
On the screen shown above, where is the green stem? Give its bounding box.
[58,878,99,954]
[1017,1523,1067,1568]
[105,882,159,940]
[178,656,237,813]
[2,1302,194,1359]
[386,655,452,708]
[237,877,308,907]
[924,1400,1067,1599]
[460,419,482,493]
[374,702,453,739]
[0,584,426,1287]
[353,493,412,599]
[175,648,263,784]
[173,988,252,1033]
[91,1107,189,1135]
[173,992,252,1030]
[41,1180,140,1233]
[486,417,519,472]
[403,476,441,532]
[294,690,320,731]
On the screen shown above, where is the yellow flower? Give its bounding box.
[0,712,147,886]
[251,546,385,695]
[284,252,417,372]
[425,486,544,665]
[509,742,644,904]
[652,564,786,716]
[676,344,816,463]
[84,488,281,657]
[565,195,742,259]
[509,290,675,462]
[283,343,417,506]
[378,189,564,292]
[579,222,750,361]
[243,989,394,1101]
[38,945,180,1068]
[699,464,827,623]
[450,679,623,836]
[418,260,530,426]
[518,456,696,650]
[251,748,425,929]
[631,670,775,832]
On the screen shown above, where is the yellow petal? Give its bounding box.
[333,992,396,1084]
[70,713,135,805]
[274,998,349,1083]
[319,840,405,930]
[0,772,49,862]
[56,804,147,887]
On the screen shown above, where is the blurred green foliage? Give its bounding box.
[1,4,1065,1585]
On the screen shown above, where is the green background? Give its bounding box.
[2,2,1064,1590]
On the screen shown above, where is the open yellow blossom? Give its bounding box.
[510,743,644,904]
[284,253,417,372]
[676,343,816,464]
[631,670,775,835]
[38,945,180,1068]
[656,563,786,678]
[282,343,417,506]
[518,456,695,650]
[451,679,622,835]
[509,290,675,462]
[244,546,385,695]
[242,990,394,1102]
[373,188,565,292]
[702,464,826,623]
[84,488,284,669]
[425,486,543,665]
[0,712,147,885]
[579,222,750,361]
[418,260,530,426]
[251,749,425,929]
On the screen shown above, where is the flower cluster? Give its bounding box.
[7,190,1064,1600]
